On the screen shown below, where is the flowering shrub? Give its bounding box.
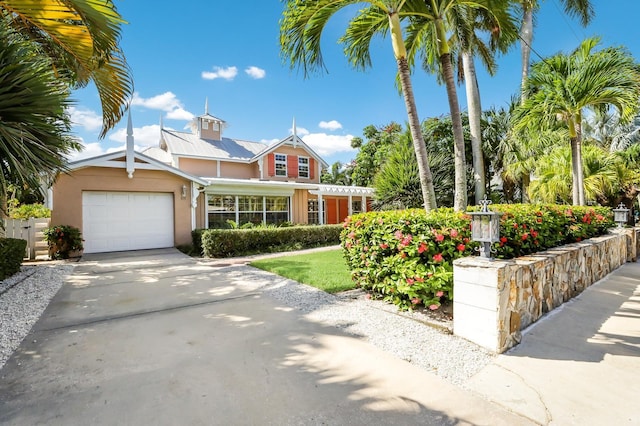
[44,225,84,259]
[8,203,51,219]
[341,205,614,310]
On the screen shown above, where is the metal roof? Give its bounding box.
[161,129,266,160]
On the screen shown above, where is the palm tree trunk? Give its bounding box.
[570,136,581,205]
[397,58,437,211]
[576,121,586,205]
[441,52,468,211]
[388,11,436,211]
[520,7,533,102]
[462,52,486,204]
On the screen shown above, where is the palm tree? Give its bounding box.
[516,0,594,100]
[0,22,80,203]
[403,0,514,211]
[516,37,640,205]
[280,0,437,212]
[0,0,133,137]
[450,3,517,203]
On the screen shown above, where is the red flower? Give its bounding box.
[531,230,538,238]
[400,252,407,259]
[463,237,470,243]
[380,243,389,249]
[418,242,427,254]
[433,253,443,262]
[521,233,529,241]
[456,243,466,251]
[435,234,445,243]
[407,278,415,285]
[537,218,543,223]
[415,277,424,283]
[500,236,508,243]
[513,223,519,229]
[450,229,459,238]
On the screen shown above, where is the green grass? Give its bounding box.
[249,249,355,294]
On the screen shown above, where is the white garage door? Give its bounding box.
[82,191,174,253]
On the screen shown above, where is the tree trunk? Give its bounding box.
[462,52,486,204]
[397,57,437,211]
[441,52,468,211]
[570,135,581,205]
[520,7,533,102]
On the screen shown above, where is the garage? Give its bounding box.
[82,191,175,254]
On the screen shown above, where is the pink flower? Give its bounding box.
[418,242,427,254]
[365,293,372,300]
[450,229,459,238]
[436,291,444,297]
[401,236,412,246]
[435,234,444,243]
[429,304,440,310]
[415,276,424,283]
[411,297,422,305]
[407,278,415,285]
[394,230,403,240]
[456,243,466,251]
[432,253,443,262]
[348,231,356,239]
[380,243,389,249]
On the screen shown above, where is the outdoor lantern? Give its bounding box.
[469,197,503,259]
[181,184,188,199]
[613,203,630,228]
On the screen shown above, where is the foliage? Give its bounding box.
[348,123,401,187]
[8,204,51,220]
[44,225,83,259]
[0,0,133,137]
[0,21,80,203]
[0,238,26,280]
[201,225,342,258]
[341,205,614,310]
[250,249,354,294]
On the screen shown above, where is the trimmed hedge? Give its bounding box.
[0,238,27,280]
[341,205,614,310]
[200,225,342,258]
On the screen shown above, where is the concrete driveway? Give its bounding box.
[0,249,529,425]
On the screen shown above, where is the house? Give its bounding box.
[50,107,374,254]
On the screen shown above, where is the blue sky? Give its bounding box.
[70,0,640,166]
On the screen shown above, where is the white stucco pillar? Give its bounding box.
[348,195,353,216]
[318,194,324,225]
[361,195,367,213]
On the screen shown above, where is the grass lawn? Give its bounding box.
[249,249,355,294]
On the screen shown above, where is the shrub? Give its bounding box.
[341,205,615,310]
[191,229,204,256]
[201,225,342,258]
[44,225,83,259]
[8,203,51,219]
[0,238,27,280]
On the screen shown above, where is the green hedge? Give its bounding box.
[200,225,342,258]
[0,238,27,280]
[341,205,614,310]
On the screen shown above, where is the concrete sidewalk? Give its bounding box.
[467,260,640,425]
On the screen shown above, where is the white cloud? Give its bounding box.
[202,66,238,81]
[260,138,281,145]
[68,140,106,161]
[245,66,266,79]
[109,124,161,147]
[290,126,310,136]
[301,133,356,157]
[131,92,181,111]
[68,107,103,132]
[319,120,342,131]
[166,107,194,121]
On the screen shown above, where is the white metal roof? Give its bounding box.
[161,129,266,161]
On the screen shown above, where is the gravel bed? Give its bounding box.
[235,266,495,387]
[0,264,74,370]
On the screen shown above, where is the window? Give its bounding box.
[352,200,363,214]
[207,194,290,228]
[202,120,209,130]
[213,122,220,131]
[275,154,287,177]
[298,157,309,178]
[207,194,235,228]
[308,199,319,224]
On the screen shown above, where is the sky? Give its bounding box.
[69,0,640,166]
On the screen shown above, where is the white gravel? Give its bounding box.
[0,263,74,370]
[0,260,493,388]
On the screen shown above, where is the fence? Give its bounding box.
[3,218,50,260]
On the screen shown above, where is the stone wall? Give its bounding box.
[453,228,638,353]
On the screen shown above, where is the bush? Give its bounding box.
[8,203,51,219]
[0,238,27,280]
[44,225,83,259]
[192,229,204,256]
[200,225,342,258]
[341,205,615,310]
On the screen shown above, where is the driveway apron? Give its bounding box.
[0,249,530,425]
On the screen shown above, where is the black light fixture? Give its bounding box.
[469,197,503,259]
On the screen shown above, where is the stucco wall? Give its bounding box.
[269,146,321,183]
[220,161,258,179]
[52,167,193,247]
[179,158,218,177]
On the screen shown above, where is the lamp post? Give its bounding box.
[469,197,503,259]
[613,203,630,228]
